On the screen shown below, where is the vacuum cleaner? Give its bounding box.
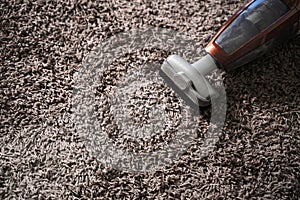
[160,0,300,109]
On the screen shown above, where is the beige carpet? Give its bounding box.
[1,0,299,199]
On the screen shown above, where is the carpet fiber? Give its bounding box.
[1,0,299,199]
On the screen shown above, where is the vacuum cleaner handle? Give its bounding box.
[206,0,300,71]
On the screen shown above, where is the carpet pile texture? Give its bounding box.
[1,0,299,199]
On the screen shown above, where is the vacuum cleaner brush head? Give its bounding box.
[160,54,218,109]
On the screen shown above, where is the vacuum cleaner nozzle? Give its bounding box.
[160,54,218,109]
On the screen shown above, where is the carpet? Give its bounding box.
[1,0,299,199]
